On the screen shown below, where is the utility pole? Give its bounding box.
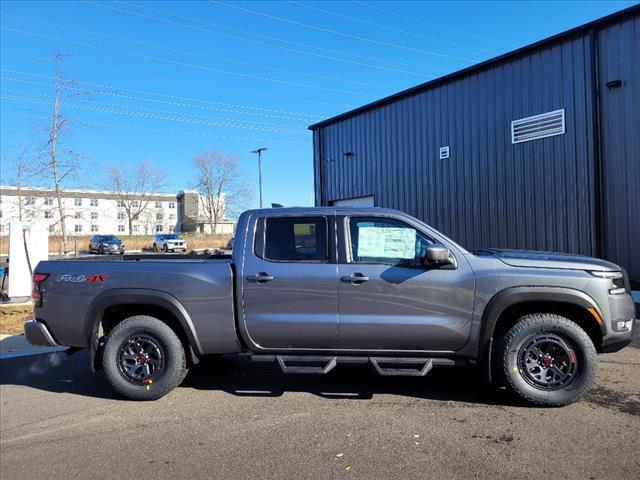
[251,147,267,208]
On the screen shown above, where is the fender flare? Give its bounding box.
[85,289,203,370]
[478,286,605,381]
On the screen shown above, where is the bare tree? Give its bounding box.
[106,160,167,235]
[192,151,251,234]
[3,147,32,222]
[34,51,92,252]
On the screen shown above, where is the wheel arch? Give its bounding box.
[480,287,606,382]
[85,289,203,370]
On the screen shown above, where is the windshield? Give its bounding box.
[100,235,118,241]
[164,234,181,240]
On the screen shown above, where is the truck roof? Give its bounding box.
[242,206,407,216]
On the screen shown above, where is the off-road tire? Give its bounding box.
[494,313,597,407]
[102,315,187,400]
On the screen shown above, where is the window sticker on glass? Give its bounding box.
[357,227,416,259]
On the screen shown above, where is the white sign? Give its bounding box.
[357,227,416,259]
[439,146,450,159]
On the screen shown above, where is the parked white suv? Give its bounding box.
[153,234,187,253]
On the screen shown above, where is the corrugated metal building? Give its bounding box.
[309,6,640,286]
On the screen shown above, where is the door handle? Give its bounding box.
[341,273,370,284]
[247,272,274,283]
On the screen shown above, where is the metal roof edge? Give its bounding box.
[308,4,640,130]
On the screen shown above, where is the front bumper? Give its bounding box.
[599,292,636,352]
[24,320,59,347]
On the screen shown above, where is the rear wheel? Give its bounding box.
[152,243,157,252]
[102,315,187,400]
[494,313,597,407]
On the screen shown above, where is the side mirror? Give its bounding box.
[425,245,452,265]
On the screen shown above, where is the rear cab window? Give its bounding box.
[255,216,328,263]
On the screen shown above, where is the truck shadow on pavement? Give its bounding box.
[0,350,512,406]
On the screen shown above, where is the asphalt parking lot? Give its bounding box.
[1,329,639,480]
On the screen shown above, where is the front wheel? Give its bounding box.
[102,315,188,400]
[494,313,597,407]
[163,244,168,253]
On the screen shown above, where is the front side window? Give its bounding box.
[348,217,434,267]
[258,216,328,262]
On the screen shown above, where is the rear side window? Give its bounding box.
[257,216,328,262]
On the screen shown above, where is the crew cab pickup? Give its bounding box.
[25,207,636,405]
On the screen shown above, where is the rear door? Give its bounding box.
[336,215,475,352]
[240,214,339,350]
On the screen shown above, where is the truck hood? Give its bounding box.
[476,249,620,272]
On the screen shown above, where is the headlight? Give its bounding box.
[589,270,627,294]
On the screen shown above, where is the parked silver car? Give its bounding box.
[153,233,187,253]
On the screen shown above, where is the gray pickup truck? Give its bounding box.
[25,207,636,406]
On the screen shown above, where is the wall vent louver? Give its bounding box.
[511,109,565,144]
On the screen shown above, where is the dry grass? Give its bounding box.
[0,304,33,335]
[0,234,232,255]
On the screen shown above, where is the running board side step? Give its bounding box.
[370,357,433,376]
[276,356,337,374]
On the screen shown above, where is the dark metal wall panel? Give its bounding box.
[598,15,640,284]
[314,34,597,258]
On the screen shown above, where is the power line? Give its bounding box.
[1,86,310,130]
[114,0,446,74]
[1,50,356,109]
[1,69,325,121]
[1,93,312,135]
[1,12,399,90]
[83,0,442,76]
[0,26,378,98]
[353,0,515,48]
[1,111,310,145]
[211,0,473,62]
[287,0,497,55]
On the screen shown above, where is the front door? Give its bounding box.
[337,216,475,352]
[241,214,338,350]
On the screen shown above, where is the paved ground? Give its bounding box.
[1,328,639,480]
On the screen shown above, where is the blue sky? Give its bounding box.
[1,0,636,212]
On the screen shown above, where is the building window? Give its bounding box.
[0,224,4,234]
[74,198,82,207]
[49,225,55,233]
[133,224,139,233]
[155,201,162,208]
[169,201,175,209]
[74,224,83,233]
[117,212,125,220]
[75,212,81,219]
[91,212,98,220]
[44,211,53,219]
[132,200,140,208]
[156,224,163,232]
[44,197,54,206]
[169,213,176,221]
[117,199,125,208]
[91,198,98,207]
[156,213,163,220]
[25,196,35,206]
[118,224,125,233]
[91,224,99,232]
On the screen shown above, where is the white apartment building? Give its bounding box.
[0,186,234,236]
